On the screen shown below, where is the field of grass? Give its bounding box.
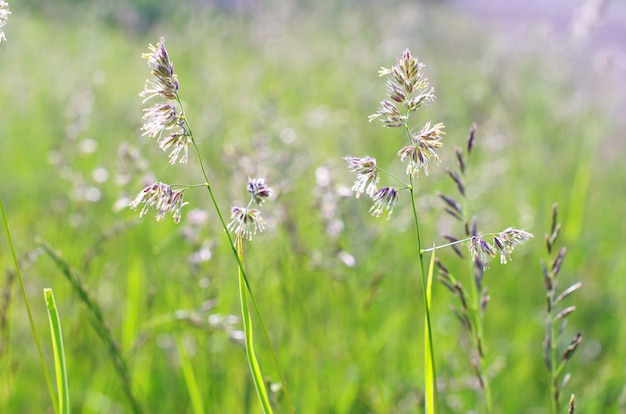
[1,1,625,413]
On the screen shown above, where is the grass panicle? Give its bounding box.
[129,37,291,413]
[345,49,444,413]
[542,203,582,413]
[429,124,534,412]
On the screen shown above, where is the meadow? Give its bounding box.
[1,1,625,413]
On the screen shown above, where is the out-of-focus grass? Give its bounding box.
[1,1,625,413]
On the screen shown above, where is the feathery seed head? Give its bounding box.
[343,156,379,198]
[369,187,399,220]
[227,207,266,241]
[469,236,497,270]
[247,177,272,206]
[129,182,188,223]
[0,1,9,43]
[139,37,179,102]
[397,122,445,177]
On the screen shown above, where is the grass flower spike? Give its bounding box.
[468,228,534,270]
[140,37,179,102]
[398,121,445,177]
[139,37,191,164]
[247,177,271,206]
[129,182,187,223]
[0,1,10,43]
[343,156,379,198]
[369,187,399,220]
[228,177,272,241]
[369,49,437,127]
[129,37,290,413]
[345,49,445,412]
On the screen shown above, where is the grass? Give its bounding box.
[1,1,625,412]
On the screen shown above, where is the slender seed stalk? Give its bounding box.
[466,258,492,413]
[236,238,273,413]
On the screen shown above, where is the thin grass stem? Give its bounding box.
[408,179,439,414]
[236,238,273,413]
[177,96,294,413]
[0,197,58,414]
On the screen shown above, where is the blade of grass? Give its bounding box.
[0,197,58,413]
[176,337,204,414]
[237,237,273,414]
[38,239,144,414]
[425,247,439,414]
[44,288,70,414]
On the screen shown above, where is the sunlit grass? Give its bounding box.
[1,1,625,413]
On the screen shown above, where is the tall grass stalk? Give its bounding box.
[542,204,582,413]
[426,125,534,412]
[409,178,439,414]
[0,197,58,413]
[129,38,292,413]
[43,288,70,414]
[346,49,445,411]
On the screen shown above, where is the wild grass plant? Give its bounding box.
[127,37,292,413]
[1,1,625,413]
[343,50,533,413]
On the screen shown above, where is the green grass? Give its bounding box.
[1,1,625,413]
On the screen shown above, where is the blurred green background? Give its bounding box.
[1,0,625,412]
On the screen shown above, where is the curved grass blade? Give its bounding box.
[236,238,273,413]
[425,247,440,414]
[176,338,204,414]
[44,288,70,414]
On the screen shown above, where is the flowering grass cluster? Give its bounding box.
[344,49,445,219]
[129,182,187,223]
[126,37,286,414]
[140,37,191,165]
[469,227,534,270]
[344,50,537,413]
[227,178,271,241]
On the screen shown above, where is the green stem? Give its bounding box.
[466,259,492,413]
[236,239,273,413]
[44,289,70,414]
[176,96,294,413]
[408,177,439,414]
[549,280,559,413]
[0,197,58,413]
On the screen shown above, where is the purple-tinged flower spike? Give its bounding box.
[139,37,179,103]
[368,100,406,127]
[247,178,272,206]
[141,103,180,138]
[129,182,188,223]
[0,1,10,43]
[493,228,534,264]
[369,187,399,220]
[398,122,445,177]
[469,236,497,270]
[141,102,192,164]
[158,130,191,164]
[343,156,379,198]
[227,207,266,241]
[370,49,437,127]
